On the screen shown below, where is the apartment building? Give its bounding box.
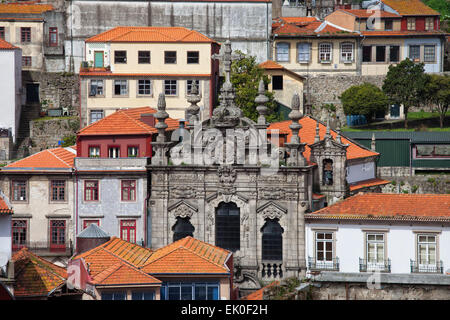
[79,26,220,127]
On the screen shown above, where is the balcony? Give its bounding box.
[359,258,391,273]
[308,256,339,271]
[261,261,283,280]
[12,241,73,257]
[410,260,444,274]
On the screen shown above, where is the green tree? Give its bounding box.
[340,83,389,121]
[424,74,450,128]
[230,51,280,123]
[382,58,429,128]
[61,135,76,147]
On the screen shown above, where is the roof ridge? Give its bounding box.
[17,248,67,280]
[120,108,154,133]
[47,148,73,168]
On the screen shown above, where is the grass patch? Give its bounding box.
[407,111,450,121]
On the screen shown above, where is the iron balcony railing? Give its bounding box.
[359,258,391,273]
[12,240,73,256]
[308,256,340,271]
[410,260,444,274]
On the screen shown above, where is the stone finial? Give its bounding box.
[314,121,320,143]
[155,93,169,143]
[255,79,269,127]
[371,133,376,151]
[336,127,342,144]
[186,82,202,127]
[288,93,302,144]
[324,118,332,139]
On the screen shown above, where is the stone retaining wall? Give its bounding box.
[29,117,79,153]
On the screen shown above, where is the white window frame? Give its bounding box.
[276,42,290,62]
[89,110,104,124]
[186,79,201,95]
[113,79,128,96]
[314,231,335,268]
[417,234,437,267]
[297,42,311,63]
[423,45,436,63]
[137,79,152,96]
[164,79,178,96]
[407,17,416,31]
[425,17,434,30]
[366,233,386,270]
[408,45,421,62]
[340,42,354,63]
[318,43,332,63]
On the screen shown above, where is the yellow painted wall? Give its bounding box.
[361,38,405,75]
[264,69,304,109]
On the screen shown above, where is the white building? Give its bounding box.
[0,38,22,156]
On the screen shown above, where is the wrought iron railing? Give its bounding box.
[410,260,444,274]
[359,258,391,273]
[308,256,339,271]
[261,261,283,279]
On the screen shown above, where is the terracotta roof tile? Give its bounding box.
[86,26,216,43]
[268,116,379,161]
[339,9,401,18]
[259,60,285,70]
[307,193,450,219]
[349,178,391,192]
[92,262,161,286]
[77,106,179,136]
[381,0,440,16]
[12,248,67,297]
[0,38,18,50]
[3,147,76,170]
[273,19,358,37]
[361,30,447,36]
[0,3,53,14]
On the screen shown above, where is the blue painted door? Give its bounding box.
[94,51,103,68]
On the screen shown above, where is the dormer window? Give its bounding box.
[384,19,393,31]
[425,17,434,30]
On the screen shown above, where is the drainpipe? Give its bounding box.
[146,161,152,248]
[74,166,79,252]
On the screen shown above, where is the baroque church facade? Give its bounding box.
[147,41,356,291]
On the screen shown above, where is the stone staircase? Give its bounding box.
[12,104,41,160]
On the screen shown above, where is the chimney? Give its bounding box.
[140,113,156,127]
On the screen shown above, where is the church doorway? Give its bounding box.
[215,202,240,252]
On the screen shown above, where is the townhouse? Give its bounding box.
[0,147,76,266]
[79,26,220,127]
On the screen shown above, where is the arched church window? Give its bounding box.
[261,219,284,261]
[172,217,195,242]
[323,159,333,185]
[215,202,240,252]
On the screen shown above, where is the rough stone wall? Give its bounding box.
[29,117,79,153]
[311,282,450,300]
[380,175,450,195]
[22,71,79,114]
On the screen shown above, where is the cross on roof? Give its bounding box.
[212,40,243,85]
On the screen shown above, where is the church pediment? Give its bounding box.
[256,201,288,220]
[168,200,198,219]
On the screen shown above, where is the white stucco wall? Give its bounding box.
[346,161,376,184]
[0,215,12,273]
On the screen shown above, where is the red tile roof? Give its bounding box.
[12,248,67,297]
[0,194,13,215]
[86,26,216,43]
[3,146,76,170]
[77,106,179,136]
[240,281,280,300]
[142,236,231,275]
[361,30,447,36]
[307,193,450,220]
[0,3,54,14]
[259,60,306,80]
[338,9,401,18]
[349,178,391,192]
[268,116,379,161]
[91,262,161,286]
[381,0,440,16]
[0,38,18,50]
[273,19,358,37]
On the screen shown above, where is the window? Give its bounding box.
[424,45,435,63]
[88,146,100,157]
[160,282,219,300]
[49,27,57,46]
[215,202,240,252]
[297,43,311,62]
[138,79,152,95]
[384,19,393,31]
[276,42,289,62]
[315,232,334,262]
[120,220,136,243]
[318,43,332,62]
[376,46,386,62]
[186,80,200,95]
[83,220,99,230]
[407,17,416,31]
[389,45,400,62]
[362,45,372,62]
[164,80,177,96]
[132,291,155,300]
[50,220,66,251]
[425,17,434,30]
[22,56,31,67]
[340,43,353,62]
[84,180,99,201]
[138,51,150,64]
[128,146,139,157]
[367,233,385,264]
[12,220,27,250]
[114,51,127,64]
[164,51,177,64]
[416,145,450,158]
[12,180,27,201]
[50,180,65,201]
[323,159,333,185]
[172,217,195,242]
[121,180,136,201]
[102,292,126,300]
[114,80,128,96]
[90,110,104,124]
[261,219,283,261]
[21,27,31,43]
[187,51,199,64]
[0,27,5,40]
[417,234,437,266]
[108,146,120,158]
[409,45,420,61]
[272,75,283,90]
[89,80,104,97]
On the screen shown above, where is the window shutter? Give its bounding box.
[89,83,97,96]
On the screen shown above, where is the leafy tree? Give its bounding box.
[340,83,389,121]
[230,51,280,123]
[61,135,76,147]
[382,59,429,128]
[423,74,450,128]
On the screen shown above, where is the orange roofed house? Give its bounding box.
[304,193,450,299]
[70,232,234,300]
[79,26,220,127]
